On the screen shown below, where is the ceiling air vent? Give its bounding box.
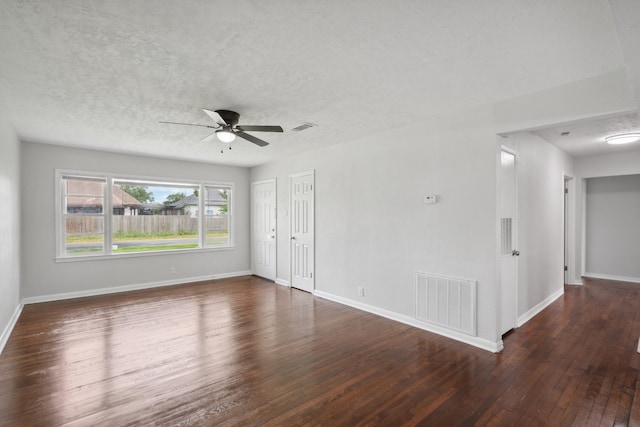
[291,122,316,132]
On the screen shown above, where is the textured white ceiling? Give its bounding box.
[0,0,637,166]
[532,112,640,157]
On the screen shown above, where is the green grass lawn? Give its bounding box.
[66,230,228,253]
[67,231,228,244]
[113,243,199,253]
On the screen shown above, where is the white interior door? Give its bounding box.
[500,149,518,335]
[252,179,276,281]
[290,171,314,293]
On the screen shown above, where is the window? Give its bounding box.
[57,171,233,259]
[61,175,106,255]
[111,179,200,253]
[204,185,231,247]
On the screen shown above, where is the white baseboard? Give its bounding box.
[517,288,564,327]
[0,302,24,355]
[215,270,252,279]
[275,278,290,287]
[566,275,583,286]
[313,290,503,353]
[583,272,640,284]
[22,271,252,305]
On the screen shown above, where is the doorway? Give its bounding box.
[290,171,315,293]
[251,179,277,281]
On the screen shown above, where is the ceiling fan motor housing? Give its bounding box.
[216,110,240,127]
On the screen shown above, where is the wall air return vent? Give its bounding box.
[415,272,477,336]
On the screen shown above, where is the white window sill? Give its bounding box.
[55,245,235,263]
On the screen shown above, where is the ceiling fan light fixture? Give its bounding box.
[604,133,640,145]
[216,128,236,143]
[161,108,281,148]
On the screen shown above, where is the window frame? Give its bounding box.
[55,169,235,261]
[202,184,233,248]
[57,172,109,257]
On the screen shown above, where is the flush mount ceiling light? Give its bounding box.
[604,133,640,145]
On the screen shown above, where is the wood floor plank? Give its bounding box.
[0,275,639,426]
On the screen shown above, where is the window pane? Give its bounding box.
[204,186,230,247]
[64,177,104,213]
[65,216,104,253]
[62,176,106,255]
[111,181,199,253]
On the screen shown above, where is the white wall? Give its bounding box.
[575,151,640,178]
[584,174,640,282]
[502,133,574,316]
[0,98,21,350]
[20,142,251,299]
[493,69,636,134]
[252,105,501,347]
[574,151,640,280]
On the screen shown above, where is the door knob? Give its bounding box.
[291,236,296,240]
[512,250,520,256]
[270,235,275,239]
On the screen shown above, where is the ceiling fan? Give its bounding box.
[160,109,283,151]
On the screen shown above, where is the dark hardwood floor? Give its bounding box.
[1,276,639,426]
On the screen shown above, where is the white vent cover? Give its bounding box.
[501,217,512,256]
[415,272,477,336]
[290,122,317,132]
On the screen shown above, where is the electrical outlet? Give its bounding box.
[357,287,364,297]
[170,267,176,275]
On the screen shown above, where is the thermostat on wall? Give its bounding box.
[424,195,438,204]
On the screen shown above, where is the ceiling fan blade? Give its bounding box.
[159,121,217,129]
[236,131,269,147]
[202,108,227,126]
[236,125,284,133]
[200,132,217,143]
